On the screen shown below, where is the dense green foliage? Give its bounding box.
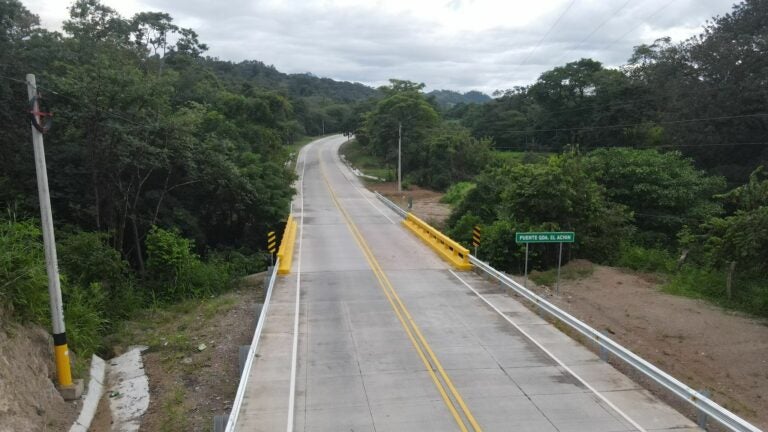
[427,89,491,110]
[585,148,726,245]
[0,0,362,363]
[451,0,768,184]
[355,80,493,190]
[434,0,768,316]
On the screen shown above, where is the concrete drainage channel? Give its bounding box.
[68,346,150,432]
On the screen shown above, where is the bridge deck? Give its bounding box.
[234,135,698,432]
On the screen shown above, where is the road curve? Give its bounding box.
[233,135,699,432]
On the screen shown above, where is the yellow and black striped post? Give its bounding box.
[267,231,277,254]
[472,225,481,256]
[267,231,277,266]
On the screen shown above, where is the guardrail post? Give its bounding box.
[598,335,609,362]
[698,389,711,431]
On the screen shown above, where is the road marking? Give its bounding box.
[318,145,482,432]
[328,141,397,224]
[286,141,309,432]
[448,270,647,432]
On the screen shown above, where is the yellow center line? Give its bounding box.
[317,147,482,432]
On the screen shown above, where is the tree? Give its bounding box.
[586,148,726,246]
[361,79,439,168]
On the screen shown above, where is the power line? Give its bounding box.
[520,0,578,66]
[556,0,632,63]
[525,81,758,118]
[498,112,768,134]
[495,141,768,151]
[605,0,679,49]
[0,73,159,130]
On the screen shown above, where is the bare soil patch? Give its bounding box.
[366,182,451,227]
[531,264,768,429]
[0,317,79,432]
[98,274,265,432]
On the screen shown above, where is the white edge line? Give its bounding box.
[286,141,308,432]
[448,270,648,432]
[331,139,396,224]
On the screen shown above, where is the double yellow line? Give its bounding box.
[318,150,482,432]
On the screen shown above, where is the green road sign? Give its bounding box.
[515,231,575,243]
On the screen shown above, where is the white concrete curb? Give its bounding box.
[69,355,107,432]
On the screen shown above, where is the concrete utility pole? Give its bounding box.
[26,74,81,399]
[397,122,402,192]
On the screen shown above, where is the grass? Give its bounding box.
[530,260,595,287]
[339,139,393,182]
[664,267,768,317]
[159,385,188,432]
[494,150,551,166]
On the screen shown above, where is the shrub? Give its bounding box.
[0,219,50,324]
[146,226,237,301]
[615,243,675,273]
[440,182,476,205]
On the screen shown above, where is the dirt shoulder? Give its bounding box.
[367,182,451,227]
[0,316,79,432]
[99,273,265,432]
[532,264,768,429]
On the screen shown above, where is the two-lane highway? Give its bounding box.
[233,135,699,432]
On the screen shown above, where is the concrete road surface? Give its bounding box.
[233,135,699,432]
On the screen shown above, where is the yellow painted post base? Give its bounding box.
[53,341,82,400]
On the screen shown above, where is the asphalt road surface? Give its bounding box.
[233,135,699,432]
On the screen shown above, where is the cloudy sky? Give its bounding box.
[23,0,737,94]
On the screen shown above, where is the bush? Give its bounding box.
[0,219,50,323]
[146,226,236,301]
[440,182,476,205]
[58,230,142,321]
[615,243,675,273]
[64,282,108,359]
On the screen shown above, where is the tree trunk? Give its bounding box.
[131,215,145,274]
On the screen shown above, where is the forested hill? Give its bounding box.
[1,0,377,359]
[206,59,378,102]
[427,89,491,109]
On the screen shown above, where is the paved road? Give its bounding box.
[234,135,699,432]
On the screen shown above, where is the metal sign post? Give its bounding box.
[516,231,575,292]
[556,242,563,294]
[472,225,481,258]
[524,242,529,288]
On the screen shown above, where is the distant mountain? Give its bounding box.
[427,89,492,109]
[205,59,379,102]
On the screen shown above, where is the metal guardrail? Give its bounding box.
[225,260,280,432]
[468,256,761,432]
[373,191,760,431]
[374,191,408,218]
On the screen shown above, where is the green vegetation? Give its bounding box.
[355,79,493,190]
[530,260,594,287]
[340,139,394,181]
[401,0,767,317]
[0,0,351,373]
[440,182,475,205]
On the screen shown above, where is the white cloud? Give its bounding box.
[20,0,737,93]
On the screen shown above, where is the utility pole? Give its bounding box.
[397,122,402,192]
[321,119,325,135]
[26,74,81,399]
